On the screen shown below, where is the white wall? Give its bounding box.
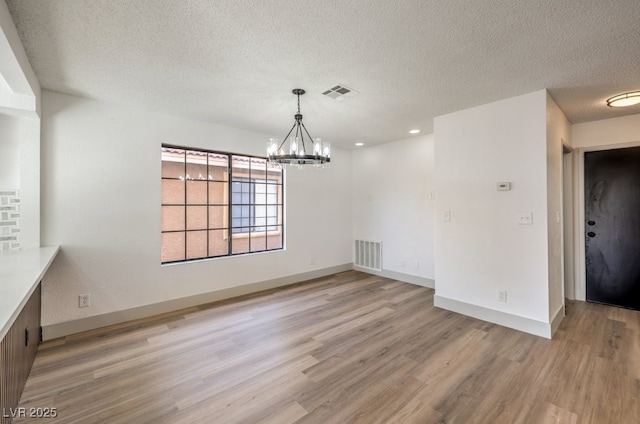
[17,116,40,248]
[0,4,41,248]
[0,114,20,187]
[434,90,556,337]
[573,113,640,148]
[545,93,571,324]
[571,112,640,301]
[0,0,40,115]
[0,113,40,248]
[40,90,352,338]
[351,135,435,285]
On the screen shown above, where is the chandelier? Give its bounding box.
[267,89,330,166]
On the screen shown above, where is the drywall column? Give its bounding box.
[434,90,554,338]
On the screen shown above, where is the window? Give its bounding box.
[231,178,279,234]
[161,146,284,264]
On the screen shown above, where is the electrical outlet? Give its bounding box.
[400,259,406,268]
[412,260,419,270]
[498,290,507,303]
[78,294,90,308]
[518,212,533,225]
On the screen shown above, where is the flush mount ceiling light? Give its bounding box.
[409,129,421,134]
[606,91,640,108]
[267,89,330,166]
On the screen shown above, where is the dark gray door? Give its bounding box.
[585,146,640,310]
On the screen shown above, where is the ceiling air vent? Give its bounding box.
[322,84,358,100]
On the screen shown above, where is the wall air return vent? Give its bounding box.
[322,84,358,100]
[354,240,382,271]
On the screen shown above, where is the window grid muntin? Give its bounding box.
[230,177,279,234]
[161,145,283,264]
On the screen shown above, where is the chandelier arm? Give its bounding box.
[300,122,316,151]
[294,120,305,155]
[296,122,307,154]
[277,122,298,151]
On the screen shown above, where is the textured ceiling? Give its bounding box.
[6,0,640,149]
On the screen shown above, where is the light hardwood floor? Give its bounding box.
[13,271,640,423]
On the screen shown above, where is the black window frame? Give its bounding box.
[161,144,284,264]
[231,177,280,234]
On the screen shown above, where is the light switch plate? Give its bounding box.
[497,182,511,191]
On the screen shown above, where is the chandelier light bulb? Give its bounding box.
[313,138,322,155]
[267,138,278,159]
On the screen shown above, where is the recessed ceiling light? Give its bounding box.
[355,142,364,146]
[607,91,640,107]
[409,129,420,134]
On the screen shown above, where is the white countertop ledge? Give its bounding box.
[0,246,60,341]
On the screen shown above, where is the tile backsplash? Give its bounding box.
[0,190,20,251]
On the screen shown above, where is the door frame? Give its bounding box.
[562,143,574,301]
[575,140,640,301]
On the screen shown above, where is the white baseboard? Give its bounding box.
[434,294,555,339]
[550,303,565,336]
[351,266,435,289]
[43,263,352,340]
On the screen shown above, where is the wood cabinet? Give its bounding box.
[0,284,41,424]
